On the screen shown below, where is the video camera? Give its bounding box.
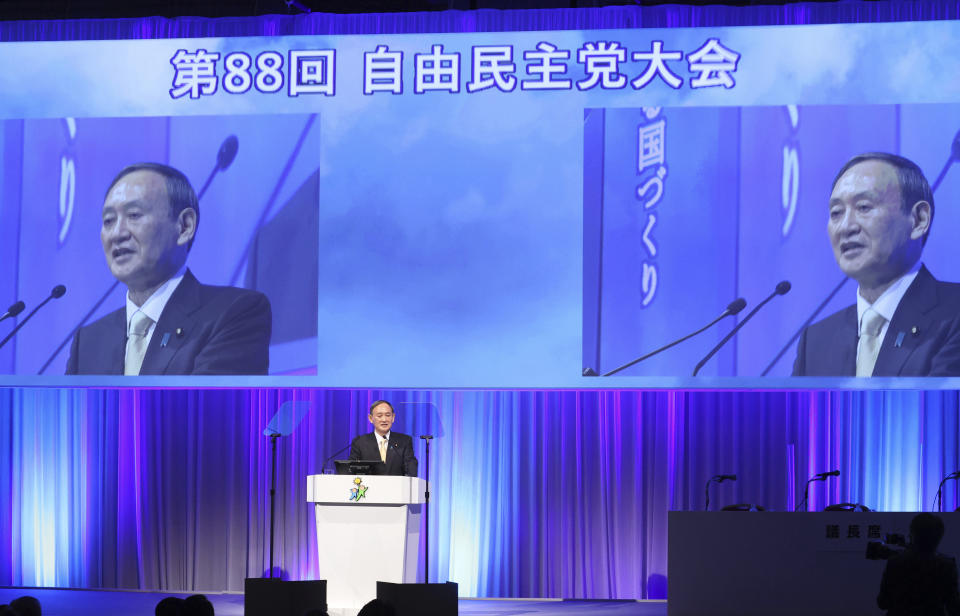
[865,532,907,560]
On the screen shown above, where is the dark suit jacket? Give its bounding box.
[349,431,418,477]
[66,269,271,375]
[877,550,960,616]
[793,266,960,377]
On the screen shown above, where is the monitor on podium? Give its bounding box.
[334,459,385,475]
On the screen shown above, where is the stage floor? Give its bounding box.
[0,587,666,616]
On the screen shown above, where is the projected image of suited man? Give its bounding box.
[66,163,272,375]
[793,152,960,377]
[349,400,418,476]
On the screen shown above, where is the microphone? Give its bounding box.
[218,135,240,170]
[761,275,848,376]
[933,470,960,512]
[0,285,66,350]
[705,474,737,511]
[796,469,840,511]
[321,443,351,473]
[931,128,960,192]
[197,135,240,199]
[693,281,791,376]
[727,298,748,314]
[599,297,747,376]
[0,301,25,323]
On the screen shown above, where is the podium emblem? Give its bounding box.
[349,476,368,501]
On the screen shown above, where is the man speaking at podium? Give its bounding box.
[350,400,418,477]
[793,152,960,377]
[66,162,272,375]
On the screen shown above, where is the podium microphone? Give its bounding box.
[931,128,960,192]
[599,297,747,377]
[704,474,737,511]
[693,281,791,376]
[796,469,840,511]
[0,285,66,350]
[761,275,848,376]
[197,135,239,199]
[321,443,351,473]
[0,301,25,323]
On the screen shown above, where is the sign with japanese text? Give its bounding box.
[2,20,960,388]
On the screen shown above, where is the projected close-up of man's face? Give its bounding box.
[828,160,929,301]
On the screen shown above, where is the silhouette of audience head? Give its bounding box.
[910,512,946,553]
[0,596,41,616]
[184,594,214,616]
[9,596,40,616]
[155,596,186,616]
[357,598,394,616]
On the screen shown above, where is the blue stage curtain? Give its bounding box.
[1,387,959,599]
[2,1,960,42]
[2,0,960,603]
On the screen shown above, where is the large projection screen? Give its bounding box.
[1,21,960,389]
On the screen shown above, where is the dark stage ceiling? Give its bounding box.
[0,0,850,22]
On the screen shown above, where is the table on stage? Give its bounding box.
[669,511,960,616]
[307,474,427,615]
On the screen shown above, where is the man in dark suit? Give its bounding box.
[66,162,271,375]
[793,152,960,377]
[349,400,418,477]
[877,513,960,616]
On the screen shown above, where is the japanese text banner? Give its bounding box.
[2,20,960,388]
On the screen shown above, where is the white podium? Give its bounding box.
[306,474,427,616]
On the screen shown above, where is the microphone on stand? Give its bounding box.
[0,301,25,323]
[931,128,960,192]
[796,469,840,512]
[933,470,960,512]
[693,281,791,376]
[704,474,737,511]
[595,297,747,377]
[197,135,239,199]
[761,276,848,375]
[0,285,66,350]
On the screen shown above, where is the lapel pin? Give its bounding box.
[894,332,905,348]
[176,327,184,337]
[160,333,171,348]
[911,326,919,337]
